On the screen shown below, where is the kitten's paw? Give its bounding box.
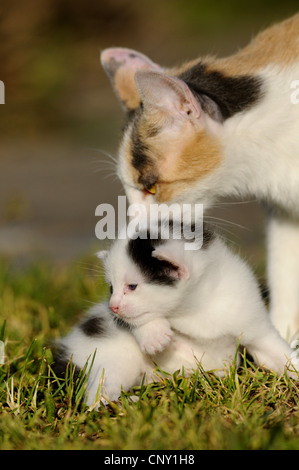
[135,319,173,356]
[290,340,299,374]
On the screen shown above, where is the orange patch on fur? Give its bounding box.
[114,68,141,110]
[156,130,222,203]
[172,13,299,78]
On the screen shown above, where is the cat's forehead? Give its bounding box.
[106,235,178,286]
[106,239,141,281]
[107,238,131,268]
[126,236,178,286]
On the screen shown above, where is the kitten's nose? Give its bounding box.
[110,303,119,314]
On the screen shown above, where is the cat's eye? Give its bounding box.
[109,285,113,294]
[128,284,138,291]
[145,184,156,195]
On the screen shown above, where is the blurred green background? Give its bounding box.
[0,0,298,265]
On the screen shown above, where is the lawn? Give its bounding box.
[0,255,299,451]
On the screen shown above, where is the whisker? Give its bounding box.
[212,198,258,207]
[87,157,119,181]
[204,222,241,244]
[82,299,106,308]
[90,158,117,168]
[213,230,239,248]
[88,148,119,164]
[204,215,250,232]
[83,148,119,176]
[91,160,117,169]
[77,261,107,276]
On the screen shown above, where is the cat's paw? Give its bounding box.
[134,319,173,356]
[290,340,299,372]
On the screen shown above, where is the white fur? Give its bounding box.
[212,65,299,340]
[267,215,299,342]
[219,66,299,213]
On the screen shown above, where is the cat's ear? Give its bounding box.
[152,249,189,281]
[101,48,162,112]
[96,250,108,261]
[135,70,223,133]
[135,70,200,118]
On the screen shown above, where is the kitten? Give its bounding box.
[100,13,299,341]
[53,227,298,406]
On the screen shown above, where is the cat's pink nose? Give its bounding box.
[110,304,119,314]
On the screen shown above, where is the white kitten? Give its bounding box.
[101,227,297,375]
[53,226,298,406]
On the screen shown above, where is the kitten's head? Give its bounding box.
[101,48,224,208]
[98,234,190,326]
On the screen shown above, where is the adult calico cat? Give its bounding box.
[101,13,299,341]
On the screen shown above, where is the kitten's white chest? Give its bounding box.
[170,310,220,341]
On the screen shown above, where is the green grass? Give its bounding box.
[0,256,299,450]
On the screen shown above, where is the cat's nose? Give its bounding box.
[110,303,119,314]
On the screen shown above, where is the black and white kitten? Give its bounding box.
[53,228,298,406]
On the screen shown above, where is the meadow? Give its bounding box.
[0,255,299,451]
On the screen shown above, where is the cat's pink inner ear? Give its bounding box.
[101,48,162,111]
[152,249,189,280]
[101,48,160,74]
[134,70,201,119]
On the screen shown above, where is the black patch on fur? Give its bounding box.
[127,223,216,285]
[127,236,178,286]
[259,281,270,304]
[124,108,137,124]
[131,131,149,172]
[178,62,263,120]
[79,316,106,337]
[51,345,81,382]
[112,315,132,331]
[130,113,159,188]
[130,109,150,172]
[202,227,216,248]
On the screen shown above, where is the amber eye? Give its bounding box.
[145,184,157,195]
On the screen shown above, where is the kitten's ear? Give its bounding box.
[96,250,108,261]
[152,249,189,281]
[101,48,162,112]
[135,70,223,132]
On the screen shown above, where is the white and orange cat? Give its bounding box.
[101,13,299,341]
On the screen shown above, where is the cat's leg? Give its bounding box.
[85,365,138,407]
[133,318,173,355]
[267,212,299,342]
[199,336,241,376]
[84,339,149,407]
[244,325,297,376]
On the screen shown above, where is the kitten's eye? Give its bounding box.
[128,284,138,291]
[144,184,156,195]
[109,285,113,294]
